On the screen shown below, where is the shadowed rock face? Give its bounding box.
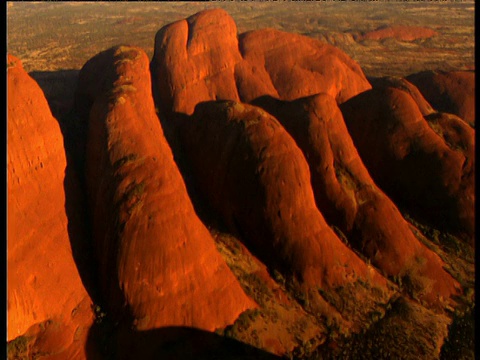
[151,8,371,116]
[174,100,391,322]
[361,25,438,41]
[406,70,475,127]
[76,45,256,332]
[252,93,460,306]
[340,87,475,245]
[151,9,242,116]
[7,54,94,357]
[100,325,285,360]
[367,76,435,116]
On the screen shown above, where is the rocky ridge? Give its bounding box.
[7,9,475,360]
[76,45,256,333]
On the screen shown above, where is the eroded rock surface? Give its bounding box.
[151,9,242,116]
[406,70,475,127]
[7,54,94,359]
[368,76,436,116]
[151,8,371,116]
[340,86,475,245]
[77,45,256,332]
[174,100,392,328]
[7,8,475,360]
[252,93,459,306]
[235,28,371,104]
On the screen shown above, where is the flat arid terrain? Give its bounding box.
[7,1,475,360]
[6,1,475,76]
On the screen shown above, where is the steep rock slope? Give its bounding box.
[340,86,475,245]
[151,9,242,116]
[7,54,94,359]
[367,76,436,116]
[252,93,459,306]
[151,8,371,117]
[76,45,256,332]
[174,100,392,327]
[7,7,475,359]
[406,70,475,127]
[234,28,371,104]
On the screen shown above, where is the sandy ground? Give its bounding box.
[6,1,475,77]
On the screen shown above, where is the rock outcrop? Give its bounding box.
[174,100,391,324]
[360,25,438,42]
[234,27,371,105]
[151,8,371,117]
[406,70,475,127]
[367,76,435,116]
[151,9,242,116]
[252,93,460,306]
[76,45,255,332]
[7,8,475,360]
[7,54,94,359]
[340,86,475,245]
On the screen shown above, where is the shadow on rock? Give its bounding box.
[30,69,80,120]
[85,321,285,360]
[32,69,101,306]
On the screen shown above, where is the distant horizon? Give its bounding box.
[7,1,474,76]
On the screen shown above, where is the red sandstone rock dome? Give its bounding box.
[77,45,256,332]
[7,54,94,358]
[406,70,475,127]
[340,86,475,245]
[7,7,475,359]
[151,8,371,117]
[252,92,459,306]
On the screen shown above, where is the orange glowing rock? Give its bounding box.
[7,54,94,358]
[77,46,256,332]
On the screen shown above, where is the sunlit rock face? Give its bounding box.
[151,9,243,116]
[7,7,475,360]
[151,8,462,309]
[173,99,395,326]
[7,54,94,359]
[234,27,372,104]
[77,45,256,332]
[252,92,460,306]
[151,8,371,117]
